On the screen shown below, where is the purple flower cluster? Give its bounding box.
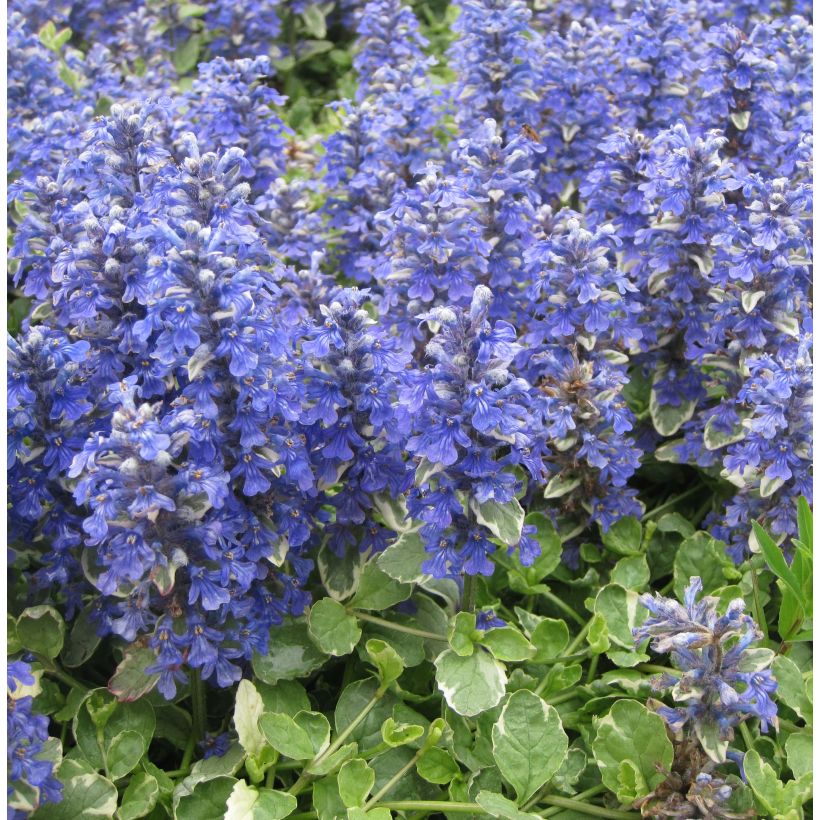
[7,0,811,704]
[7,662,62,817]
[635,577,778,756]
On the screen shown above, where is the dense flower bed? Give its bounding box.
[7,0,813,818]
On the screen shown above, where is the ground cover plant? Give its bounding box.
[6,0,813,817]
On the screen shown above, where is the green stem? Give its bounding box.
[636,663,677,676]
[586,653,599,685]
[540,590,586,626]
[365,749,424,808]
[190,669,206,748]
[540,793,639,818]
[462,574,477,613]
[739,721,755,751]
[290,689,385,796]
[179,734,196,774]
[375,802,480,814]
[543,688,583,706]
[566,618,593,655]
[540,785,607,816]
[39,660,86,691]
[352,611,447,642]
[643,485,701,520]
[750,572,768,640]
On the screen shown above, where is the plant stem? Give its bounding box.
[540,590,586,626]
[540,793,639,818]
[352,611,447,642]
[636,663,677,676]
[643,485,701,520]
[586,653,599,684]
[190,669,206,748]
[739,720,755,751]
[540,785,607,816]
[462,574,477,613]
[289,689,385,796]
[39,659,86,691]
[375,802,480,814]
[750,571,768,640]
[566,618,593,655]
[364,749,423,808]
[543,688,583,706]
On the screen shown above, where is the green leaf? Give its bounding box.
[475,791,541,820]
[610,555,650,590]
[744,749,812,816]
[650,370,697,436]
[521,512,562,580]
[381,717,424,748]
[365,639,404,687]
[117,771,158,820]
[600,517,643,557]
[350,562,412,610]
[225,781,297,820]
[172,35,202,75]
[177,2,209,18]
[62,606,102,667]
[796,496,812,550]
[235,680,267,760]
[302,5,327,38]
[183,743,245,788]
[471,497,525,546]
[448,611,477,657]
[594,584,648,667]
[309,598,361,656]
[491,690,568,801]
[434,648,507,717]
[107,730,146,780]
[318,543,364,601]
[8,296,32,335]
[313,776,346,820]
[586,614,611,655]
[592,700,673,804]
[256,680,310,716]
[479,627,535,662]
[16,605,65,659]
[695,718,729,764]
[704,414,746,450]
[259,711,330,760]
[108,646,159,701]
[752,522,804,605]
[785,731,812,779]
[337,759,375,808]
[417,747,460,784]
[530,619,569,662]
[176,777,238,820]
[252,622,328,684]
[377,530,429,583]
[772,655,812,723]
[673,532,738,600]
[542,474,581,500]
[32,765,117,819]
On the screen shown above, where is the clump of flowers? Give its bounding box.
[635,577,778,760]
[403,285,541,584]
[7,661,63,818]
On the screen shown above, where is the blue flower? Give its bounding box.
[635,577,779,751]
